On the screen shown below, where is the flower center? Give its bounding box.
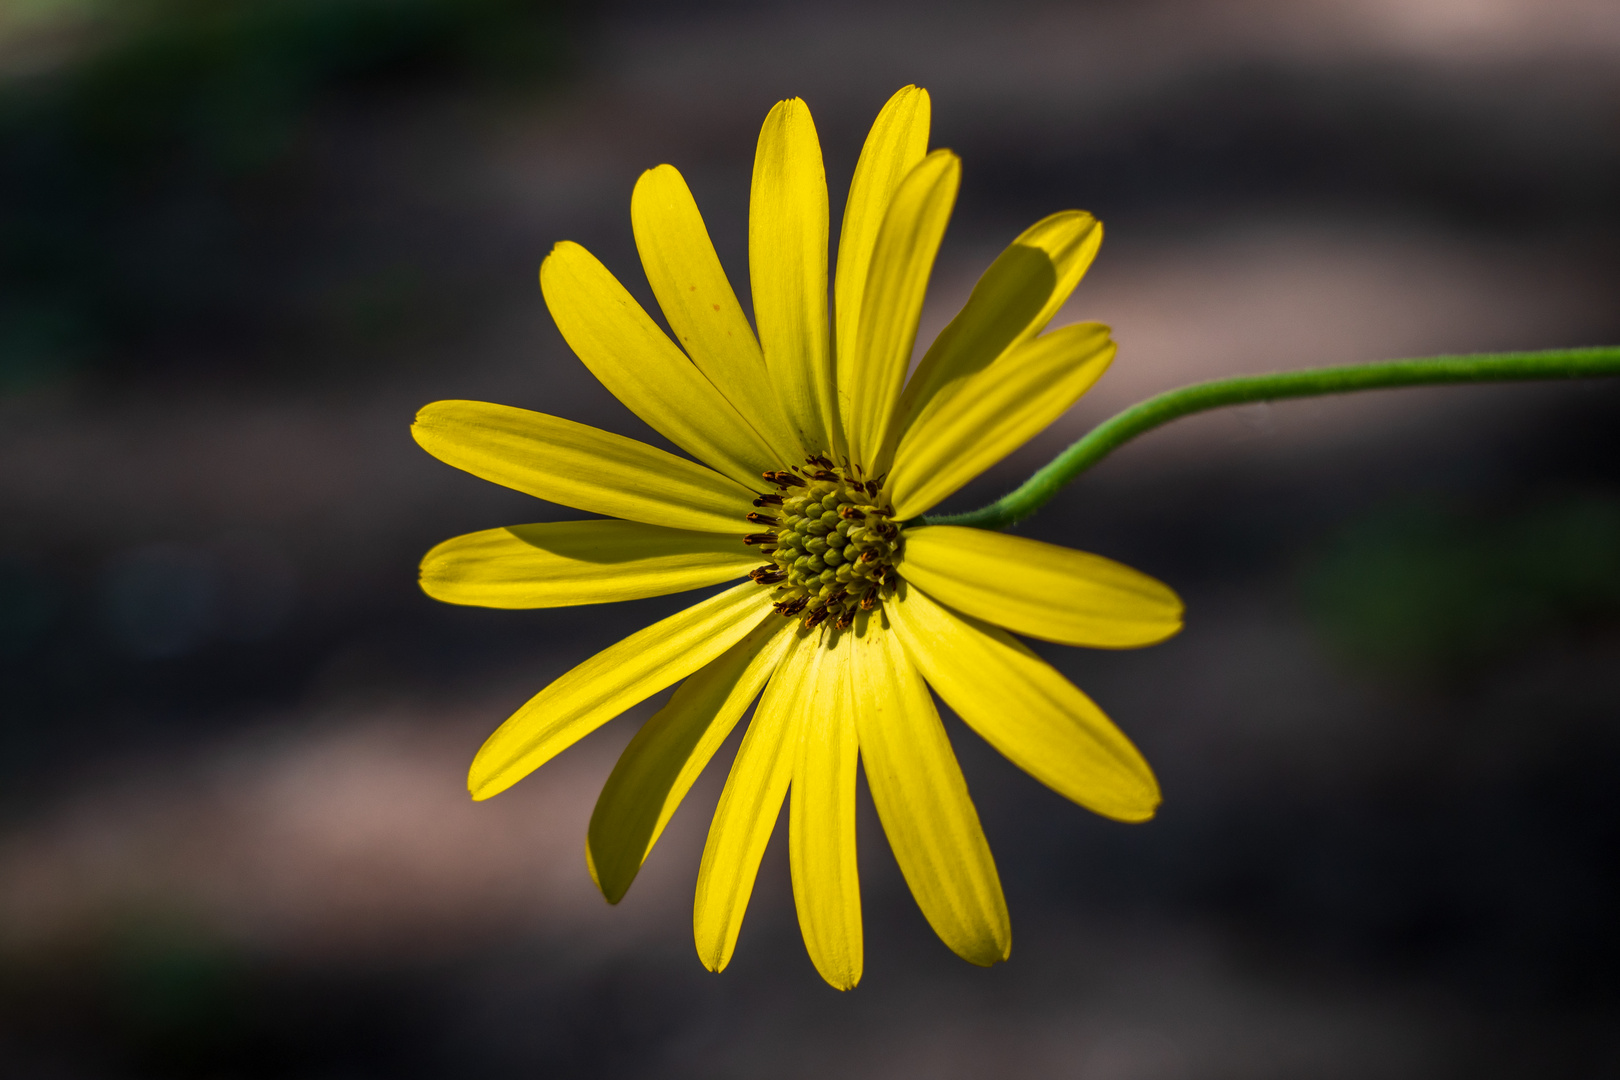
[742,456,901,631]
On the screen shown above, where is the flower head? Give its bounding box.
[413,86,1183,989]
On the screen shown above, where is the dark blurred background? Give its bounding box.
[2,1,1618,1076]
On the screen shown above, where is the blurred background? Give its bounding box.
[1,0,1618,1076]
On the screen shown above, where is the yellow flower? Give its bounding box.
[412,86,1183,989]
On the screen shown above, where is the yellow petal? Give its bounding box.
[896,211,1102,442]
[889,582,1160,822]
[850,615,1009,965]
[889,323,1115,519]
[468,581,774,800]
[587,615,796,903]
[420,520,759,609]
[413,400,755,534]
[540,241,778,488]
[750,98,840,457]
[632,164,805,468]
[898,526,1183,648]
[789,634,862,990]
[843,149,960,473]
[835,86,930,412]
[694,629,820,972]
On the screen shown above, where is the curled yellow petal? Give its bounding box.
[750,98,839,457]
[889,323,1114,519]
[898,526,1183,648]
[896,211,1103,442]
[843,149,960,472]
[412,400,755,534]
[789,635,862,990]
[468,581,774,801]
[889,583,1160,822]
[540,241,778,489]
[694,629,819,972]
[835,86,930,415]
[631,165,805,467]
[850,615,1009,965]
[587,615,796,904]
[421,520,759,609]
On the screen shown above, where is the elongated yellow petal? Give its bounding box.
[895,212,1102,443]
[889,583,1160,822]
[850,616,1009,965]
[889,324,1115,519]
[789,634,862,990]
[540,241,778,489]
[835,86,930,411]
[632,165,805,468]
[694,629,819,972]
[587,615,796,903]
[898,526,1183,648]
[468,581,774,800]
[420,520,758,609]
[750,98,840,457]
[413,400,755,534]
[843,149,960,473]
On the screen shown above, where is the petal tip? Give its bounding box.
[882,83,930,115]
[964,947,1010,968]
[411,400,446,428]
[585,842,631,905]
[763,96,818,134]
[954,930,1012,967]
[1105,789,1162,824]
[696,944,728,974]
[1128,615,1184,649]
[417,571,443,602]
[467,761,512,802]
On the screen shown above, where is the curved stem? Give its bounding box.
[921,346,1620,531]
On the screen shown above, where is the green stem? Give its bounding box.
[921,346,1620,531]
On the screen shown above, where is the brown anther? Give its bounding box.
[859,593,878,611]
[838,505,865,520]
[834,613,854,630]
[745,512,780,526]
[825,588,847,606]
[806,454,834,469]
[763,470,805,489]
[775,596,808,617]
[809,469,839,482]
[750,567,786,584]
[803,606,830,630]
[859,549,878,563]
[753,493,784,507]
[743,533,776,546]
